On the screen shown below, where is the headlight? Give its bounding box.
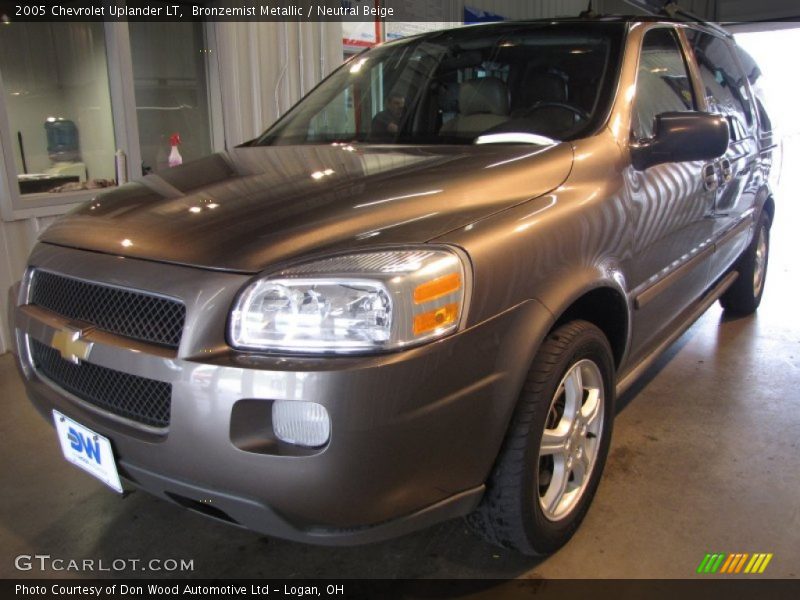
[229,247,470,354]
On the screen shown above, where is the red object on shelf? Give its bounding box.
[168,133,183,168]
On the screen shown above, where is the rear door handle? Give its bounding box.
[719,158,733,183]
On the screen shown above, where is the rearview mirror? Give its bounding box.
[631,112,729,170]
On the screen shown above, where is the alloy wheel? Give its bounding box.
[753,225,768,298]
[538,359,605,521]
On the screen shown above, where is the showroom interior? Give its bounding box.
[0,0,798,580]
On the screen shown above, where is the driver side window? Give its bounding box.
[632,28,697,141]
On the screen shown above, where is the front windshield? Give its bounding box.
[255,22,625,146]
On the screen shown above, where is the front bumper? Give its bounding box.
[11,243,553,544]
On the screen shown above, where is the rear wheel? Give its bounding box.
[467,320,615,555]
[720,212,771,315]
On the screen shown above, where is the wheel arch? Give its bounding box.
[474,276,631,505]
[546,282,631,371]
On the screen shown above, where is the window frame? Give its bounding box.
[0,21,223,222]
[684,27,755,130]
[629,24,706,142]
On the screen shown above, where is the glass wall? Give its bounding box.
[129,22,213,175]
[0,22,117,194]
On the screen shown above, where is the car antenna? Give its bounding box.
[579,1,598,18]
[624,0,732,37]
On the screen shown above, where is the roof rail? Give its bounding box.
[624,0,732,37]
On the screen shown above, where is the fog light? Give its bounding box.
[272,401,330,447]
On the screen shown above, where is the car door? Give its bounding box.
[624,26,717,362]
[686,30,760,280]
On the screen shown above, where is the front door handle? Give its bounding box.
[702,163,718,191]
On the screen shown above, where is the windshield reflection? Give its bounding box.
[255,22,625,147]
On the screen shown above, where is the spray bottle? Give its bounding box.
[168,133,182,168]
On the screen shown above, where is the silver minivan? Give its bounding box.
[9,17,775,555]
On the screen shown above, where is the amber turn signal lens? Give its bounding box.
[413,303,459,335]
[413,273,462,304]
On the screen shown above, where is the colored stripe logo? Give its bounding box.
[697,553,773,574]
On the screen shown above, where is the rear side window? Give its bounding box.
[632,28,697,141]
[734,43,773,133]
[687,31,753,127]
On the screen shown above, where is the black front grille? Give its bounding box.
[29,270,185,349]
[31,339,172,428]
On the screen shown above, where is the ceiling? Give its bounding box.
[597,0,800,23]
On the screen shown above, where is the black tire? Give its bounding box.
[719,212,771,315]
[467,320,615,556]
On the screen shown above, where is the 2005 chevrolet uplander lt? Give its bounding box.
[8,17,777,555]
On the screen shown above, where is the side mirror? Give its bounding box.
[631,112,729,170]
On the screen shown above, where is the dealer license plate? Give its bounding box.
[52,410,123,494]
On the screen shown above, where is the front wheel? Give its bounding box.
[720,212,771,315]
[467,320,615,556]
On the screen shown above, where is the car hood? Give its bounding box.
[40,142,574,273]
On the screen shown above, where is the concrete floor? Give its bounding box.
[1,144,798,580]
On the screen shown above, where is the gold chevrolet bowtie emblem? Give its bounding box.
[51,323,95,364]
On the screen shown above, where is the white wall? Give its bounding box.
[0,216,57,353]
[214,20,343,146]
[0,213,15,353]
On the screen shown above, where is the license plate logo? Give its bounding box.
[52,410,123,494]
